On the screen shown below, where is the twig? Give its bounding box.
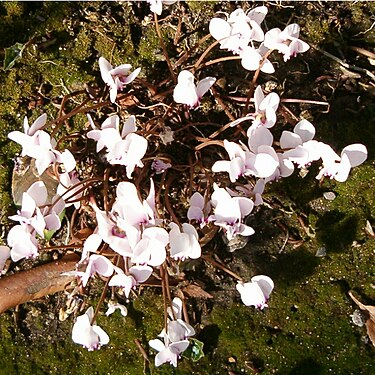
[154,13,176,83]
[311,44,375,81]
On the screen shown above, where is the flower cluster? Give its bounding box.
[1,2,368,371]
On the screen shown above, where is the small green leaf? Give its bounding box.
[3,42,25,71]
[183,338,204,362]
[43,209,66,241]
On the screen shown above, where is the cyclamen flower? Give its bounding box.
[209,7,268,53]
[187,192,211,226]
[316,143,367,182]
[280,119,322,169]
[264,24,310,62]
[105,301,128,317]
[8,115,76,176]
[149,333,189,368]
[149,297,195,367]
[236,275,274,309]
[72,306,109,351]
[147,0,177,15]
[173,70,216,109]
[9,181,65,239]
[169,222,201,260]
[240,44,275,73]
[99,57,141,103]
[7,224,39,262]
[109,265,153,298]
[87,114,147,179]
[209,184,254,241]
[73,254,114,287]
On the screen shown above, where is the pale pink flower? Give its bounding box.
[173,70,216,109]
[72,306,109,351]
[264,24,310,62]
[236,275,274,309]
[169,222,201,260]
[99,57,141,103]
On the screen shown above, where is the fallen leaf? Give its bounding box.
[182,283,213,299]
[349,290,375,347]
[3,42,25,70]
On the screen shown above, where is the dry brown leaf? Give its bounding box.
[182,283,213,299]
[349,290,375,347]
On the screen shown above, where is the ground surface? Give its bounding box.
[0,2,374,374]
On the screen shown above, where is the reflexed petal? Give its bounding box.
[236,281,264,306]
[209,18,231,43]
[173,81,198,107]
[196,76,216,99]
[341,143,367,168]
[251,275,274,299]
[122,67,141,85]
[99,57,113,84]
[189,192,204,208]
[92,325,110,346]
[149,338,165,353]
[130,265,153,283]
[253,151,279,178]
[259,92,280,112]
[90,254,114,277]
[58,149,76,172]
[212,160,231,174]
[247,6,268,25]
[293,119,315,142]
[109,64,132,76]
[27,181,48,207]
[334,153,351,182]
[280,130,302,149]
[121,115,137,138]
[260,59,275,74]
[248,126,273,152]
[282,23,300,38]
[241,46,261,71]
[234,197,254,216]
[28,113,47,136]
[35,151,55,176]
[229,157,245,182]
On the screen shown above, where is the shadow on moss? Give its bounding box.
[289,358,325,375]
[316,211,359,252]
[266,247,320,286]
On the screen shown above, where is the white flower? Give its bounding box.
[109,265,153,298]
[105,301,128,317]
[209,7,268,54]
[87,114,147,179]
[169,222,201,260]
[72,306,109,351]
[147,0,177,15]
[99,57,141,103]
[240,44,275,73]
[7,224,39,262]
[149,334,189,367]
[264,24,310,62]
[236,275,274,309]
[316,143,367,182]
[173,70,216,109]
[8,115,76,176]
[187,192,211,226]
[209,184,254,241]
